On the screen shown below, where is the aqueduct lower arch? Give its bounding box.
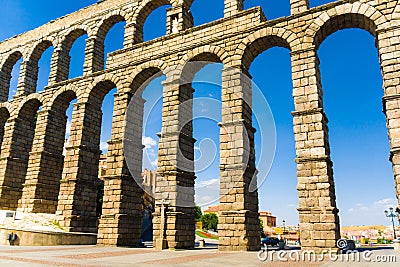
[0,0,399,252]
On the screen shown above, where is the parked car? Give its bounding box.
[261,237,280,246]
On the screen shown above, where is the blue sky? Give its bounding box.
[0,0,398,227]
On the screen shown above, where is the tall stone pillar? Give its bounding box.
[48,48,70,84]
[166,5,193,34]
[123,22,140,47]
[0,101,40,210]
[290,0,309,15]
[55,102,101,233]
[97,92,144,246]
[0,71,11,102]
[153,79,195,250]
[15,61,37,97]
[218,66,260,251]
[291,47,340,252]
[224,0,244,17]
[83,37,104,75]
[0,109,9,153]
[18,109,67,213]
[378,27,400,213]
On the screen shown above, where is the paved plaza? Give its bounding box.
[0,244,398,267]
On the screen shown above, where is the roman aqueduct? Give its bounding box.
[0,0,399,252]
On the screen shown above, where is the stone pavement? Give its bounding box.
[0,245,398,267]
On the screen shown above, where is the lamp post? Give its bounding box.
[282,220,286,234]
[384,207,399,240]
[282,219,286,243]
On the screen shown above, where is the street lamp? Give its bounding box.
[384,207,399,240]
[282,220,286,234]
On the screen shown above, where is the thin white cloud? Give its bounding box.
[142,136,157,149]
[344,198,398,225]
[100,141,108,152]
[65,119,72,137]
[196,178,218,188]
[374,198,396,206]
[151,159,158,167]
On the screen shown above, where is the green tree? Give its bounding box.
[200,213,218,230]
[260,219,265,238]
[194,206,202,222]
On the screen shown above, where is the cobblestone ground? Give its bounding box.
[0,245,398,266]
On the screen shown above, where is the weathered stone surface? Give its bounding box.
[0,0,398,253]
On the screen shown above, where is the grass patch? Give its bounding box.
[52,220,64,230]
[196,230,218,240]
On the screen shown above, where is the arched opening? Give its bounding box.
[96,68,166,246]
[25,41,54,94]
[18,91,78,214]
[61,29,88,80]
[96,86,117,219]
[8,57,23,100]
[191,61,222,237]
[242,35,298,241]
[104,20,126,69]
[0,51,23,101]
[93,15,126,72]
[132,68,165,244]
[0,99,42,210]
[244,0,288,19]
[317,23,394,228]
[56,80,117,233]
[0,107,10,154]
[190,0,224,26]
[40,91,77,213]
[36,45,54,92]
[141,2,172,42]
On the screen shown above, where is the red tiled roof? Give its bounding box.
[204,206,219,213]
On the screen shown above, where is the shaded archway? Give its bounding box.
[18,90,77,213]
[136,0,172,42]
[319,28,393,227]
[98,66,166,246]
[238,33,294,250]
[92,15,126,72]
[56,80,117,233]
[0,107,10,154]
[0,99,42,210]
[0,51,23,101]
[311,11,396,228]
[53,29,88,82]
[24,40,54,94]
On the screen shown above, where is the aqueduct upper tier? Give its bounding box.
[0,0,399,252]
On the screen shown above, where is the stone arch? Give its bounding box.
[235,27,296,71]
[126,60,168,95]
[49,89,77,115]
[88,73,123,98]
[133,0,173,42]
[3,98,42,209]
[45,84,78,110]
[0,51,23,102]
[24,40,54,94]
[91,14,127,72]
[304,3,388,49]
[17,89,78,213]
[174,45,230,83]
[12,94,44,118]
[87,79,118,111]
[53,28,88,82]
